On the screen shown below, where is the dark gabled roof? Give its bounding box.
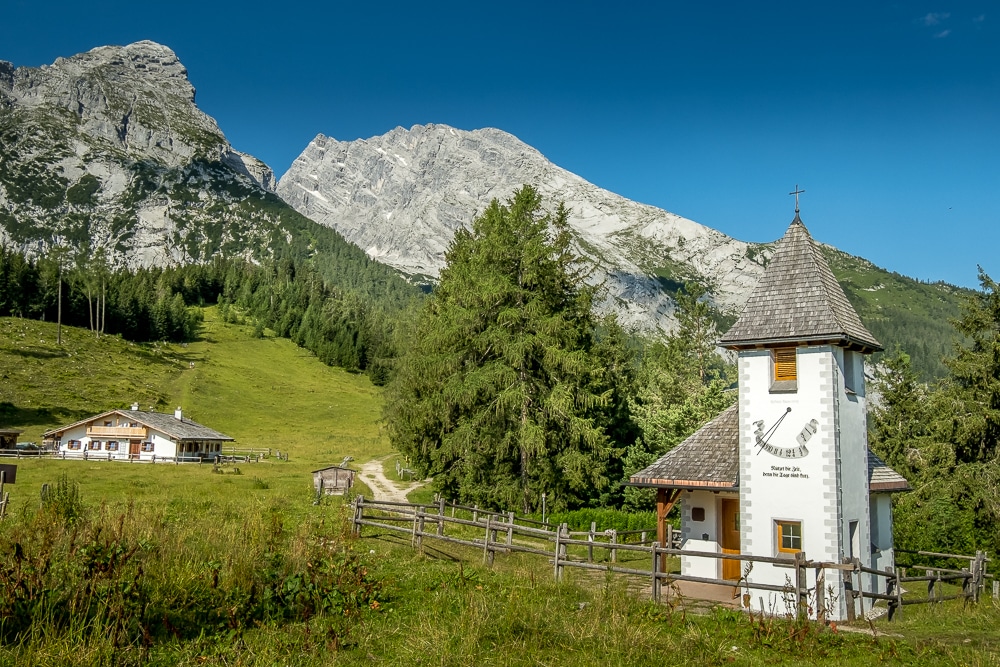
[43,409,233,442]
[719,216,882,352]
[312,466,355,473]
[629,403,740,490]
[629,403,909,493]
[868,450,911,492]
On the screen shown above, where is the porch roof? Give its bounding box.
[628,403,910,493]
[629,403,740,490]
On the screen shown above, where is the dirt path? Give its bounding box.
[358,455,427,502]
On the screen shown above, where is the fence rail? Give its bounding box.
[0,449,264,464]
[352,496,994,620]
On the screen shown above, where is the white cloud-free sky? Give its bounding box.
[3,0,997,288]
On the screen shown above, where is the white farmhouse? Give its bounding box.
[43,405,233,461]
[630,212,909,621]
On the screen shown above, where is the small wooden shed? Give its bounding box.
[313,466,355,496]
[0,429,23,450]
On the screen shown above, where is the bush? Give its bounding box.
[545,507,656,533]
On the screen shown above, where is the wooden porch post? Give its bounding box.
[656,488,667,547]
[656,489,681,547]
[656,488,681,574]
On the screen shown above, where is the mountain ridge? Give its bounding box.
[277,122,767,333]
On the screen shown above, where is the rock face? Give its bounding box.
[1,41,266,173]
[0,41,279,268]
[277,123,768,332]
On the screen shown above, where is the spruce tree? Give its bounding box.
[384,186,622,513]
[938,268,1000,462]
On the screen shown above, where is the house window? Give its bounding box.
[777,520,802,553]
[68,440,81,450]
[105,441,119,451]
[104,421,112,427]
[141,441,154,452]
[773,348,797,382]
[88,441,101,451]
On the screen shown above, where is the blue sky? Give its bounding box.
[4,1,997,288]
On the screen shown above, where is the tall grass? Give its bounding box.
[0,487,383,665]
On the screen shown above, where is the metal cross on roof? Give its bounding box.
[789,185,805,213]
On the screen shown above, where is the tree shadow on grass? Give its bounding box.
[6,348,67,360]
[0,402,91,429]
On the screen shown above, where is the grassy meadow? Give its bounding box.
[0,309,390,509]
[0,312,998,665]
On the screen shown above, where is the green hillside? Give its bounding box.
[0,310,390,473]
[825,248,970,379]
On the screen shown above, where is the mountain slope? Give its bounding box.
[276,124,767,333]
[277,123,969,376]
[0,41,416,307]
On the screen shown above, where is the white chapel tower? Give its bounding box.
[631,204,908,621]
[718,210,887,618]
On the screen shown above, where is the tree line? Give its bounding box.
[0,246,415,384]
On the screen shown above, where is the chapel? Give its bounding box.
[630,206,909,620]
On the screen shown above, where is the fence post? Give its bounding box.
[651,545,661,603]
[353,495,364,537]
[962,562,972,601]
[484,514,494,566]
[588,521,596,562]
[993,580,999,601]
[472,505,478,524]
[794,552,807,619]
[927,569,936,603]
[558,524,568,580]
[553,523,562,582]
[610,529,618,564]
[416,510,425,553]
[974,551,985,602]
[884,566,897,621]
[814,566,826,623]
[437,498,445,536]
[843,557,857,622]
[893,566,904,621]
[506,511,514,550]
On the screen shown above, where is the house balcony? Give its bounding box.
[86,426,148,438]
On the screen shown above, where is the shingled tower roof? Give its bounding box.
[718,215,882,353]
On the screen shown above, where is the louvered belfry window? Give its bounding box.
[773,347,797,382]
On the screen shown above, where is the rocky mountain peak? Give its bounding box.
[277,123,765,333]
[1,40,271,182]
[0,41,281,268]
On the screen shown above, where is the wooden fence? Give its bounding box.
[352,496,995,620]
[0,447,267,463]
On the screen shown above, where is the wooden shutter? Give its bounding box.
[773,347,797,382]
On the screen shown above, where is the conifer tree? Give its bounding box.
[384,186,623,513]
[937,268,1000,462]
